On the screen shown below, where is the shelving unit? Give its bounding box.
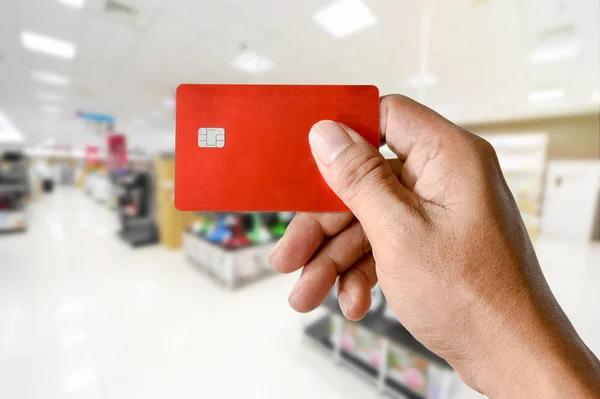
[0,150,29,233]
[303,294,458,399]
[184,231,276,289]
[115,169,159,247]
[483,133,548,242]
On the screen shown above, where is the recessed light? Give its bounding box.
[42,104,61,114]
[231,50,274,74]
[313,0,377,39]
[57,0,86,9]
[528,88,565,103]
[404,71,438,88]
[37,92,64,102]
[528,38,582,64]
[32,71,70,86]
[21,31,76,59]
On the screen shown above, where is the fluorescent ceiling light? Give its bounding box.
[37,92,64,102]
[529,38,582,64]
[57,0,86,9]
[313,0,377,38]
[405,71,438,88]
[42,104,61,114]
[32,71,70,86]
[231,50,274,74]
[21,31,76,59]
[0,111,25,143]
[528,88,564,103]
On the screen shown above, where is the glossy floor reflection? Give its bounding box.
[0,188,598,399]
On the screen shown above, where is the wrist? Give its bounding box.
[472,311,600,398]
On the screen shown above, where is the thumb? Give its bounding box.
[309,120,415,236]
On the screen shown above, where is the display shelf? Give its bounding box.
[303,315,449,399]
[184,232,276,289]
[0,150,29,232]
[304,316,379,382]
[321,295,448,368]
[115,169,159,247]
[385,377,425,399]
[0,183,28,193]
[0,210,27,232]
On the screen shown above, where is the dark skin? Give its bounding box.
[270,95,600,398]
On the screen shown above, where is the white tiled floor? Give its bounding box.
[0,188,599,399]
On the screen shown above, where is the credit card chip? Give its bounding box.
[198,127,225,148]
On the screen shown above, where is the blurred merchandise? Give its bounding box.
[269,212,295,237]
[223,214,252,249]
[247,213,272,244]
[106,134,128,174]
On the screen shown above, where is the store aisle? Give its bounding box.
[0,189,382,399]
[1,189,599,399]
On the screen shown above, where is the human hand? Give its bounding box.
[269,95,600,398]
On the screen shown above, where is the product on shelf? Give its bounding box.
[224,214,252,249]
[200,213,215,235]
[206,213,234,243]
[247,213,272,244]
[268,212,294,237]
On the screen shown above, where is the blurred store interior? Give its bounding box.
[0,0,599,398]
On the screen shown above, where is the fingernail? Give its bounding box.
[309,121,353,165]
[338,290,353,319]
[288,274,304,301]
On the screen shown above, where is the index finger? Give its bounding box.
[269,212,354,274]
[379,94,466,161]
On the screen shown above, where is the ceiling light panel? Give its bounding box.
[313,0,378,38]
[32,71,70,86]
[42,105,61,114]
[528,88,565,103]
[404,71,438,88]
[21,31,76,59]
[528,38,582,64]
[231,50,274,74]
[57,0,86,9]
[37,92,64,102]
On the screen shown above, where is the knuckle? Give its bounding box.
[336,151,392,201]
[473,137,498,161]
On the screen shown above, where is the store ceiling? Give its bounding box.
[0,0,598,152]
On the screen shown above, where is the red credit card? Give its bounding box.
[174,84,379,212]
